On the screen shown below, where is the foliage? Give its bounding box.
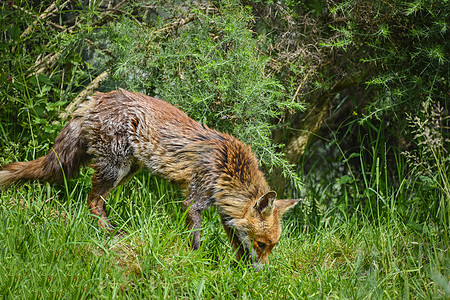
[245,0,449,232]
[95,4,303,186]
[0,0,304,190]
[0,0,101,162]
[326,0,449,119]
[402,103,450,239]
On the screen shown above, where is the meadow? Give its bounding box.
[1,168,448,298]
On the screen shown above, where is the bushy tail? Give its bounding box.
[0,118,89,187]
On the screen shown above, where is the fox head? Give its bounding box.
[225,191,300,269]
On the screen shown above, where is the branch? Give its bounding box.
[17,0,72,39]
[27,52,60,78]
[290,67,317,103]
[285,71,367,163]
[59,71,109,120]
[286,95,330,163]
[26,0,123,77]
[150,5,217,36]
[151,16,197,35]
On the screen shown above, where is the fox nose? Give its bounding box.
[251,253,269,271]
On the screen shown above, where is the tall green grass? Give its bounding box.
[294,109,449,298]
[1,162,448,298]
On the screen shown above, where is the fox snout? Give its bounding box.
[250,247,270,271]
[232,232,273,270]
[223,192,301,268]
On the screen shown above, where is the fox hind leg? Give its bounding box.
[87,172,115,229]
[88,159,140,231]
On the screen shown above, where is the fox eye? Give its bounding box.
[257,242,266,250]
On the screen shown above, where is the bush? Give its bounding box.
[0,1,304,190]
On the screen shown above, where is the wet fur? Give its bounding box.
[0,89,299,266]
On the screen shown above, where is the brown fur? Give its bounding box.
[0,89,299,267]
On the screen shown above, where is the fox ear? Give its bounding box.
[275,199,301,216]
[254,191,277,217]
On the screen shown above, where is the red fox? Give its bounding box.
[0,89,299,268]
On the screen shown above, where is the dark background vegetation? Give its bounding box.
[0,0,448,297]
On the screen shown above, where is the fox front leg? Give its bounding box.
[183,194,203,250]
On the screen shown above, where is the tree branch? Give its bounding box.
[17,0,72,39]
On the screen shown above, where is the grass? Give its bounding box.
[1,170,448,299]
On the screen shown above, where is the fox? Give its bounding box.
[0,89,299,268]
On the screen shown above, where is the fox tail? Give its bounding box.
[0,118,88,187]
